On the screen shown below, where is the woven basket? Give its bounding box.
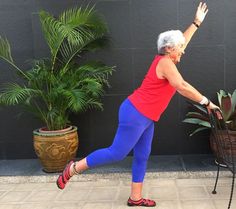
[210,130,236,165]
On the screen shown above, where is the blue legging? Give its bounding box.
[86,98,154,182]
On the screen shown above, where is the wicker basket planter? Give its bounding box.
[210,130,236,166]
[33,126,79,173]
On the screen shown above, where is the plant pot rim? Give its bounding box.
[33,125,77,136]
[39,125,73,133]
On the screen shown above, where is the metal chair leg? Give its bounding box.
[227,172,235,209]
[212,165,220,194]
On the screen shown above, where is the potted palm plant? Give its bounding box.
[183,89,236,166]
[0,6,114,172]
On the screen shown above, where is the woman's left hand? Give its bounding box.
[194,2,209,25]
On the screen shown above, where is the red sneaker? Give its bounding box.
[127,197,156,207]
[56,160,74,189]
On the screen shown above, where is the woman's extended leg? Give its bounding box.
[57,99,153,189]
[68,122,146,176]
[76,99,153,170]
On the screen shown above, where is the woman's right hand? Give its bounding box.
[207,102,223,119]
[207,101,220,110]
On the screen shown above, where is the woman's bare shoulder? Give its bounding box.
[158,56,174,66]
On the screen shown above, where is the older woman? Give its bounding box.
[57,2,218,207]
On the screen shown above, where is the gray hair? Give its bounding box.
[157,30,185,54]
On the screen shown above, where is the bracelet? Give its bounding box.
[199,96,208,105]
[192,21,200,28]
[206,99,211,107]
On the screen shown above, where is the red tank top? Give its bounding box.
[128,55,176,121]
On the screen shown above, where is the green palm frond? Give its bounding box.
[61,88,90,112]
[82,79,103,97]
[0,83,40,105]
[0,36,13,63]
[40,6,108,72]
[59,5,108,41]
[74,61,114,85]
[45,109,69,130]
[58,40,84,71]
[0,37,29,79]
[86,98,103,110]
[39,11,66,68]
[59,6,95,44]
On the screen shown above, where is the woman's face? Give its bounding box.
[168,44,185,64]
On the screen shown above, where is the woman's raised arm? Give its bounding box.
[183,2,209,50]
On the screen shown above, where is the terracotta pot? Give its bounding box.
[33,126,79,172]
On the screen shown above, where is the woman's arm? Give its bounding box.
[183,2,208,50]
[158,58,202,102]
[158,58,219,109]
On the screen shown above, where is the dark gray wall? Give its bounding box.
[0,0,235,159]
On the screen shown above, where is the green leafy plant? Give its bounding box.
[0,6,114,130]
[183,89,236,136]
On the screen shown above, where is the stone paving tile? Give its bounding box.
[87,187,118,201]
[82,202,113,209]
[18,202,83,209]
[178,186,210,200]
[0,205,19,209]
[176,178,207,186]
[0,191,31,202]
[147,179,176,187]
[51,203,84,209]
[120,179,137,186]
[0,184,16,191]
[13,183,41,191]
[181,200,216,209]
[176,177,234,188]
[113,202,137,209]
[0,191,6,199]
[24,190,59,202]
[69,179,121,188]
[201,177,232,186]
[213,199,236,209]
[56,187,91,202]
[148,186,178,200]
[155,200,182,209]
[37,182,58,191]
[116,186,130,201]
[206,185,233,199]
[18,203,51,209]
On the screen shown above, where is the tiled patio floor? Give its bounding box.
[0,178,235,209]
[0,155,235,209]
